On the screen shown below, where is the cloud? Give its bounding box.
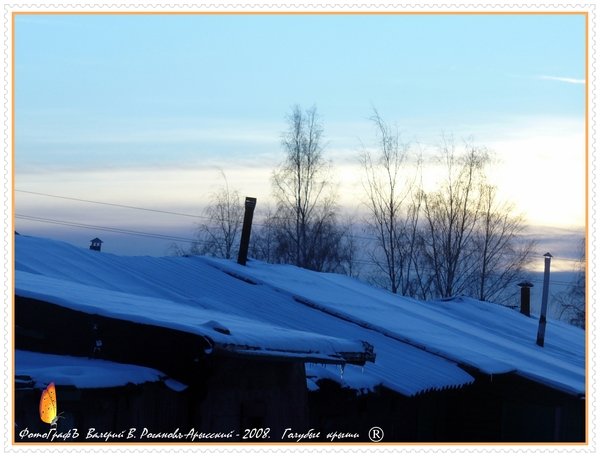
[537,75,585,85]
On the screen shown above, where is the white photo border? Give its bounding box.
[2,1,596,454]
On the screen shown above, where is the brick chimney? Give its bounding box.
[517,281,534,317]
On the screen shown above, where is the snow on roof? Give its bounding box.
[15,350,182,390]
[206,258,585,396]
[15,236,477,396]
[16,270,372,366]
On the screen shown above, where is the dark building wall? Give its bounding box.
[492,373,585,442]
[193,357,308,438]
[15,296,212,384]
[307,373,585,443]
[14,295,310,442]
[15,358,308,442]
[15,381,186,441]
[444,371,584,442]
[14,296,584,443]
[307,381,460,442]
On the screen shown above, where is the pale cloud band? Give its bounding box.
[537,75,585,85]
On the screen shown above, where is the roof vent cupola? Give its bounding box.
[90,238,103,252]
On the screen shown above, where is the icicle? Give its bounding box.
[339,363,345,381]
[93,339,103,355]
[361,365,364,375]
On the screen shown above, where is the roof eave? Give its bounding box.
[213,340,376,366]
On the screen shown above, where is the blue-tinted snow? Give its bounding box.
[208,258,586,396]
[15,235,476,396]
[15,350,175,389]
[16,271,371,365]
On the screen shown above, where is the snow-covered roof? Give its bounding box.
[16,232,585,395]
[16,270,373,366]
[208,258,586,396]
[15,350,186,390]
[14,235,477,396]
[16,235,584,397]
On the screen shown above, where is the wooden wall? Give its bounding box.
[307,373,585,443]
[15,296,309,442]
[15,357,308,442]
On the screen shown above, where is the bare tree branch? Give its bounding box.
[267,105,351,272]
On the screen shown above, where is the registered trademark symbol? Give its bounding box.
[368,426,384,442]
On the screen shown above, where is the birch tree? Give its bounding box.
[192,172,244,259]
[421,140,487,298]
[270,105,345,272]
[420,139,533,301]
[472,184,535,303]
[360,110,422,294]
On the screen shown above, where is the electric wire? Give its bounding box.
[16,188,584,268]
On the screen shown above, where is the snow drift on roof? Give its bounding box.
[15,235,477,396]
[15,350,175,389]
[207,258,585,396]
[16,270,373,366]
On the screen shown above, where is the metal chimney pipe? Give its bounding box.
[536,253,553,347]
[517,281,533,317]
[237,197,257,266]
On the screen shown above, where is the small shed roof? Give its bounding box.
[15,349,184,390]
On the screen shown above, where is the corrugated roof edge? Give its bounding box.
[294,297,584,396]
[514,369,585,398]
[241,283,582,397]
[213,341,375,366]
[201,260,446,363]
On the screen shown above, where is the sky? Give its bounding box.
[14,12,586,261]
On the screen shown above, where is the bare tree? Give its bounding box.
[249,206,277,264]
[419,139,534,302]
[191,171,244,259]
[270,105,345,271]
[420,140,486,298]
[472,184,536,303]
[556,238,585,328]
[336,216,363,278]
[360,110,422,294]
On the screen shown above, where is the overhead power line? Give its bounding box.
[16,214,579,287]
[16,189,205,219]
[15,214,198,244]
[16,189,584,263]
[17,188,275,228]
